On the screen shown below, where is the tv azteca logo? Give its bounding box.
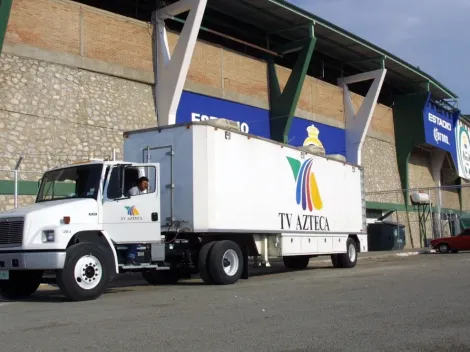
[125,206,140,216]
[288,157,323,211]
[121,206,143,221]
[278,157,330,231]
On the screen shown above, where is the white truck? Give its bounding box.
[0,120,367,301]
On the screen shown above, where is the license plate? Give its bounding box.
[0,270,9,280]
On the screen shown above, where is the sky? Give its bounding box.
[289,0,470,114]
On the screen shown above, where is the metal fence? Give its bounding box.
[366,184,468,248]
[0,169,45,210]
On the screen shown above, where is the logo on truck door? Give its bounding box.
[279,157,329,232]
[125,206,140,216]
[121,206,143,221]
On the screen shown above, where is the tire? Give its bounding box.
[56,243,111,301]
[0,270,43,300]
[283,255,310,270]
[336,238,358,268]
[439,243,450,253]
[331,254,341,268]
[142,269,180,285]
[207,240,243,285]
[198,241,217,284]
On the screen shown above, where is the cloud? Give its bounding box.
[288,0,470,111]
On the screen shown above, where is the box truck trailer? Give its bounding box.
[0,120,367,301]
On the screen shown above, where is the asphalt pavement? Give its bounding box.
[0,252,469,352]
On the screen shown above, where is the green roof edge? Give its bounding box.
[270,0,459,100]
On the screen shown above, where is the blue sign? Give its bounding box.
[422,93,456,154]
[288,117,346,156]
[176,91,271,139]
[176,91,346,156]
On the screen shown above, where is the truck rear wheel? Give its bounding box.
[207,240,243,285]
[56,243,110,301]
[283,255,310,270]
[332,238,358,269]
[0,270,43,300]
[198,241,217,284]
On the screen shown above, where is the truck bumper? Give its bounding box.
[0,250,66,270]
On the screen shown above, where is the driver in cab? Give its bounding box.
[128,177,149,196]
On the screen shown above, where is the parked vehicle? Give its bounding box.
[0,120,367,301]
[431,228,470,253]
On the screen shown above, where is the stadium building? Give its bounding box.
[0,0,469,249]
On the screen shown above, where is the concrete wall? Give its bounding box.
[0,53,156,175]
[4,0,395,135]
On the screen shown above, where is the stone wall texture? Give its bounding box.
[461,180,470,212]
[5,0,395,136]
[362,137,403,204]
[0,53,156,175]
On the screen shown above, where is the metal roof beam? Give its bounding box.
[268,23,313,35]
[266,0,458,100]
[269,24,316,143]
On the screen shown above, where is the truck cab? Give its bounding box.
[0,160,169,301]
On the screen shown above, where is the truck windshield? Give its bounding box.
[37,164,103,202]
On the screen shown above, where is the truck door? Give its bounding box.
[101,163,161,244]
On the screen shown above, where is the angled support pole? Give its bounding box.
[0,0,13,54]
[152,0,207,126]
[338,68,387,165]
[268,24,316,143]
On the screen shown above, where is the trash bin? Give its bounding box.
[367,221,406,251]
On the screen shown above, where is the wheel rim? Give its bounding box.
[73,255,103,290]
[440,244,448,252]
[222,249,239,276]
[348,243,357,262]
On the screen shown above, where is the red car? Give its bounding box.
[430,228,470,253]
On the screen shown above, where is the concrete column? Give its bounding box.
[153,0,207,126]
[430,149,446,238]
[338,69,387,166]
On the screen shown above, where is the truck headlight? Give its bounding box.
[42,230,55,243]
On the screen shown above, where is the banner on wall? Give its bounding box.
[176,91,346,156]
[421,93,469,180]
[422,96,456,154]
[454,118,470,181]
[176,91,271,139]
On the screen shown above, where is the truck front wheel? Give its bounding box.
[0,270,43,300]
[56,243,111,301]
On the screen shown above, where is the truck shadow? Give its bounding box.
[1,261,334,303]
[109,261,333,288]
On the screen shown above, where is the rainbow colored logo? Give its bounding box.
[286,157,323,211]
[125,206,140,216]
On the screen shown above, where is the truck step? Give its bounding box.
[119,264,170,270]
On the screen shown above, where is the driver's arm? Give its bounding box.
[128,187,138,196]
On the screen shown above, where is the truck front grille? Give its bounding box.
[0,218,24,246]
